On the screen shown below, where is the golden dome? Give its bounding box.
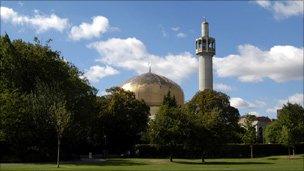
[121,72,184,107]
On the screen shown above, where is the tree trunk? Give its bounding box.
[170,154,173,162]
[292,147,295,156]
[250,144,253,158]
[288,146,290,159]
[201,154,205,164]
[57,136,61,168]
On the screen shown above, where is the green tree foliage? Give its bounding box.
[96,87,150,153]
[0,34,154,162]
[241,114,256,158]
[148,91,191,162]
[277,103,304,156]
[277,103,304,142]
[264,121,281,144]
[0,90,44,161]
[186,89,241,162]
[264,103,304,157]
[0,34,97,161]
[162,91,178,107]
[279,126,294,157]
[30,83,71,167]
[51,101,70,168]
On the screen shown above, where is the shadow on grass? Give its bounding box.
[64,159,146,166]
[173,161,274,165]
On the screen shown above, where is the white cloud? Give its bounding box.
[247,111,261,116]
[88,37,197,83]
[214,83,232,93]
[255,1,271,8]
[254,1,303,19]
[171,26,180,31]
[176,32,187,38]
[108,26,120,32]
[1,6,69,32]
[254,100,267,108]
[230,97,252,109]
[83,65,119,83]
[267,93,304,113]
[230,97,266,109]
[171,27,187,38]
[214,44,303,83]
[69,16,109,41]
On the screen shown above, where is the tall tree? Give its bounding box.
[0,34,97,161]
[264,103,304,157]
[0,90,40,161]
[50,100,70,168]
[278,103,304,156]
[241,115,256,158]
[186,89,241,162]
[148,91,190,162]
[98,87,150,153]
[31,82,71,167]
[264,121,281,144]
[279,126,295,158]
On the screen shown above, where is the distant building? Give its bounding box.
[239,115,272,143]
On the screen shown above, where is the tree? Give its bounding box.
[279,126,295,158]
[264,103,304,158]
[30,82,71,167]
[50,101,70,168]
[148,91,191,162]
[277,103,304,156]
[186,89,241,162]
[241,115,256,158]
[185,111,209,163]
[0,34,97,161]
[162,91,178,107]
[0,90,40,160]
[264,121,280,144]
[97,87,150,153]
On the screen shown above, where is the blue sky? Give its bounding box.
[1,1,303,118]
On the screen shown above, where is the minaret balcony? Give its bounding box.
[195,37,216,56]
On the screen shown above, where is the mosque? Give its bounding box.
[121,19,216,118]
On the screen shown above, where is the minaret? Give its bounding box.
[195,18,216,91]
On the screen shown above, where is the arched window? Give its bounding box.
[202,39,205,50]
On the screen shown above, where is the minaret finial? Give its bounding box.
[202,17,209,37]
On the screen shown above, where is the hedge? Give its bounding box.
[133,143,304,158]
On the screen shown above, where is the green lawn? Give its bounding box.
[1,155,303,171]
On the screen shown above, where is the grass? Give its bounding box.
[0,155,303,171]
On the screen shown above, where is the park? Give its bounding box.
[0,33,303,170]
[1,155,303,171]
[1,1,304,171]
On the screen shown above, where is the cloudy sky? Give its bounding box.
[1,1,303,118]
